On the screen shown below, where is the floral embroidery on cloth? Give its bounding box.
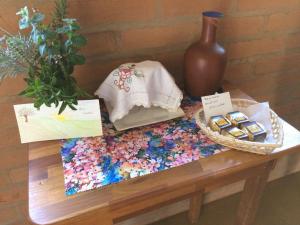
[113,64,144,92]
[95,61,183,123]
[60,96,228,196]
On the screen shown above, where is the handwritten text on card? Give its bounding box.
[201,92,233,122]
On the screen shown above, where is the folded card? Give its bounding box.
[201,92,233,122]
[14,100,102,143]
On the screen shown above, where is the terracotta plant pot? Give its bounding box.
[184,11,227,97]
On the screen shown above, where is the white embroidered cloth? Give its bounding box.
[95,60,183,122]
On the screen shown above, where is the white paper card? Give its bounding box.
[201,92,233,122]
[14,100,103,143]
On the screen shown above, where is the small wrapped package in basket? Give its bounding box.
[221,126,249,141]
[209,115,232,133]
[226,111,249,127]
[240,121,267,142]
[195,98,284,155]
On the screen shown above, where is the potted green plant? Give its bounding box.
[0,0,88,113]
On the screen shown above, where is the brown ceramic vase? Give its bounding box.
[184,11,227,97]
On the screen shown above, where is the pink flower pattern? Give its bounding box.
[60,97,228,195]
[113,64,143,92]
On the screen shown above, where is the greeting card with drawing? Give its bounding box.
[14,100,102,143]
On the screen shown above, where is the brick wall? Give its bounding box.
[0,0,300,224]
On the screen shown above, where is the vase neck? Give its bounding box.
[200,16,219,44]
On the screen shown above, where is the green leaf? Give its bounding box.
[34,79,41,88]
[19,86,36,97]
[37,35,44,45]
[74,99,78,105]
[45,101,51,107]
[31,13,45,24]
[69,54,85,65]
[34,100,43,109]
[67,103,77,110]
[18,90,27,96]
[55,90,61,96]
[58,101,68,114]
[44,30,56,39]
[56,26,70,34]
[62,18,76,24]
[51,76,57,84]
[56,23,80,34]
[23,91,36,98]
[72,35,87,47]
[70,76,77,84]
[70,23,80,31]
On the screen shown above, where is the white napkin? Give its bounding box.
[95,60,183,122]
[234,102,276,143]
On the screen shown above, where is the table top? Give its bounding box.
[28,88,300,225]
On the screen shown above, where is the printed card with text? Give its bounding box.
[201,92,233,122]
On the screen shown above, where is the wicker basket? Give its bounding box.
[194,98,284,155]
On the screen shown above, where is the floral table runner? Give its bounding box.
[60,97,227,195]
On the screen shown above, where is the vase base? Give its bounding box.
[185,87,224,101]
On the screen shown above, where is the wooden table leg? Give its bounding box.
[188,189,204,224]
[234,160,276,225]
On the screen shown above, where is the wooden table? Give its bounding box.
[28,88,300,225]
